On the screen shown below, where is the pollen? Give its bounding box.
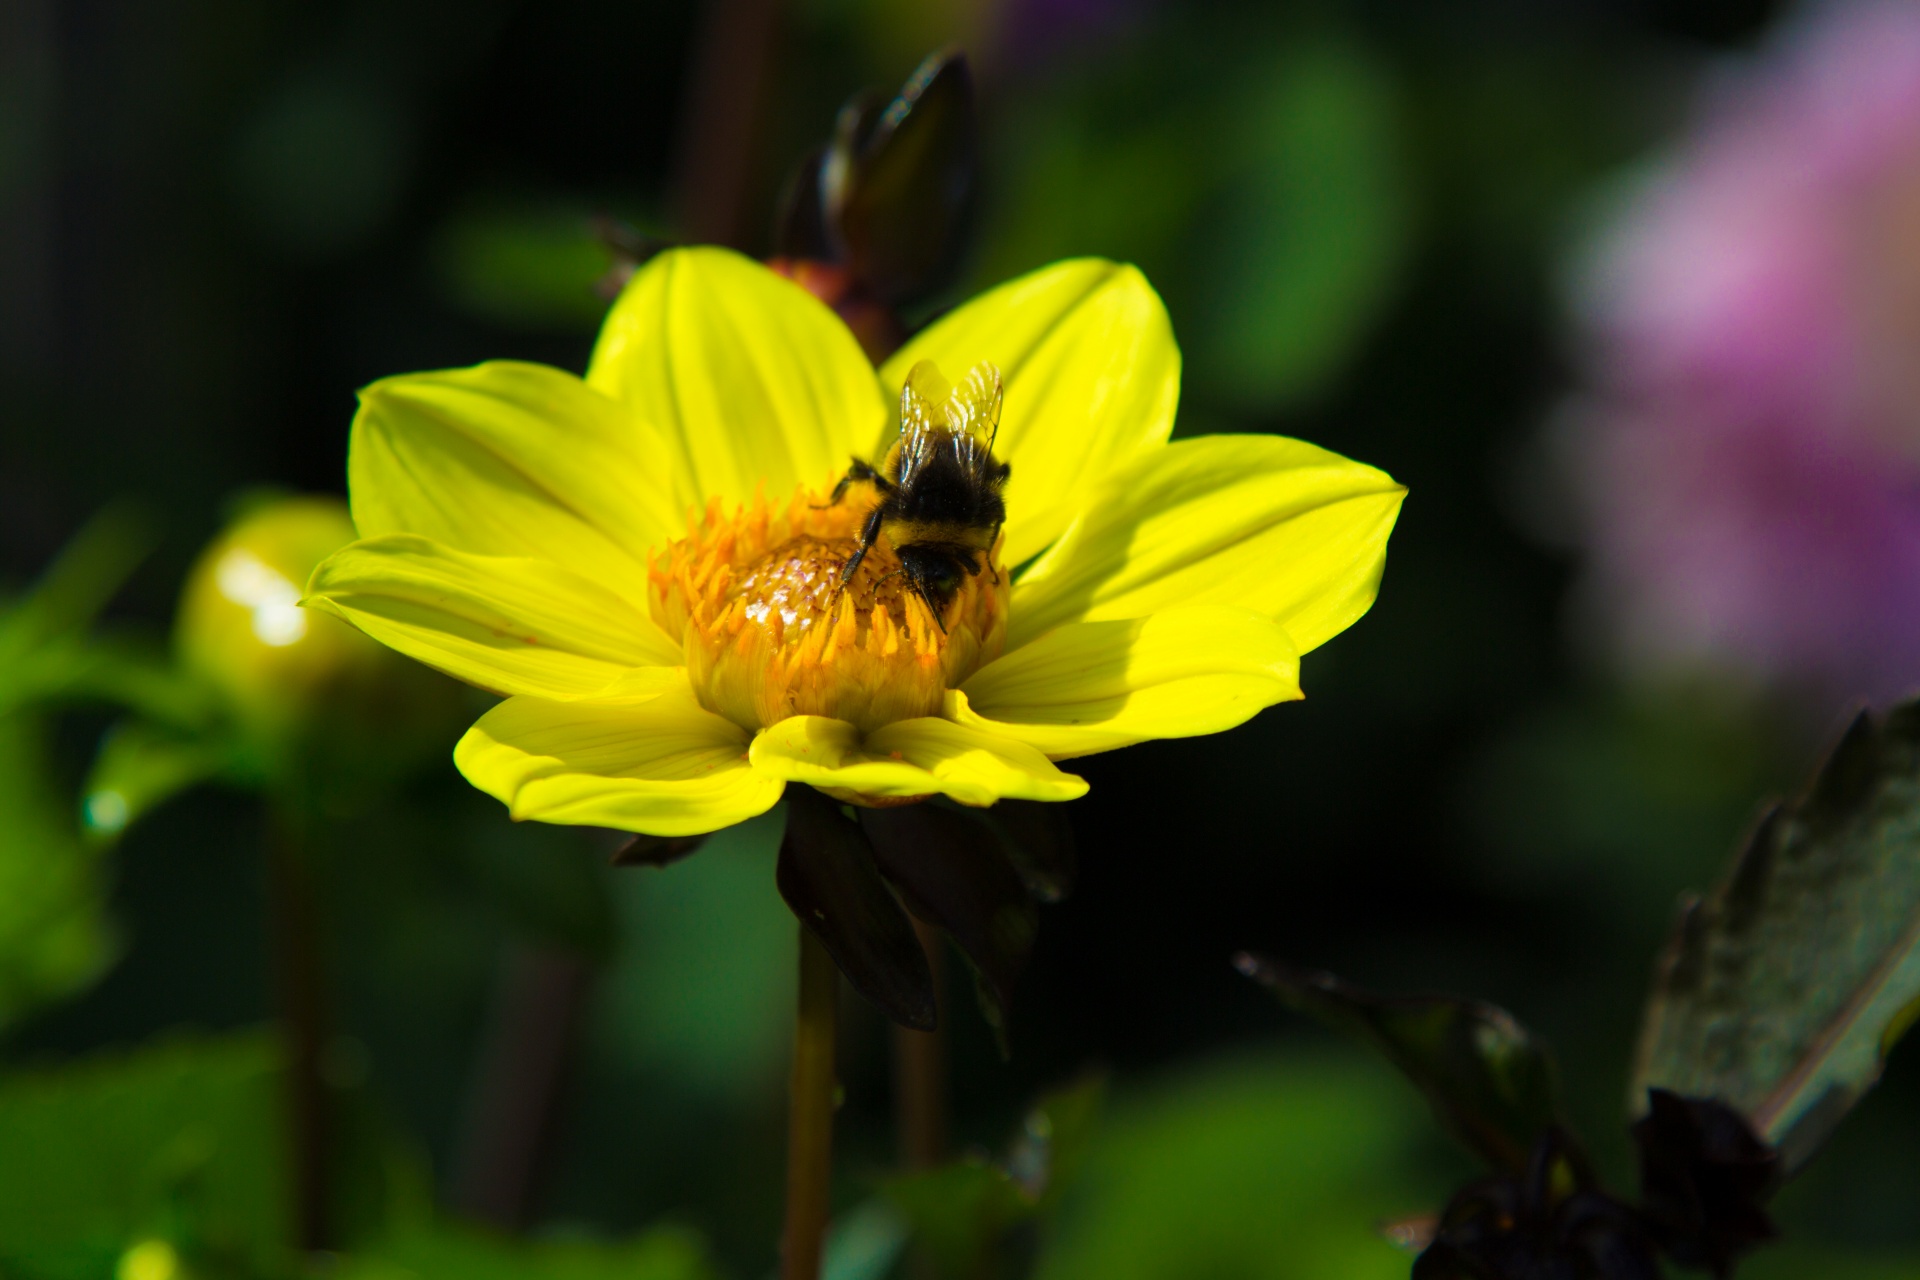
[649,482,1007,734]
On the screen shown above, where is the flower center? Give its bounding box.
[649,483,1006,733]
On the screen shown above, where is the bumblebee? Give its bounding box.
[827,359,1010,627]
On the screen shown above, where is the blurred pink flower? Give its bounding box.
[1567,0,1920,704]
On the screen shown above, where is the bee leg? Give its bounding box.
[835,504,886,597]
[814,457,886,509]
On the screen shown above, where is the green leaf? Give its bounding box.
[0,712,116,1030]
[821,1199,910,1280]
[0,1030,416,1280]
[0,507,148,659]
[81,721,234,844]
[1742,1247,1920,1280]
[885,1162,1031,1280]
[1181,39,1410,410]
[0,1034,287,1280]
[0,508,163,719]
[1237,954,1562,1174]
[1033,1053,1435,1280]
[339,1221,720,1280]
[975,30,1409,412]
[884,1075,1106,1280]
[432,200,622,332]
[1631,702,1920,1173]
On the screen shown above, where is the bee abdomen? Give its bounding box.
[884,518,996,552]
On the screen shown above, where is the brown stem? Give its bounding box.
[782,925,839,1280]
[894,917,948,1170]
[673,0,784,247]
[265,810,331,1252]
[451,943,594,1229]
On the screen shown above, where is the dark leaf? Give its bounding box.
[1632,1089,1778,1276]
[860,804,1038,1040]
[610,832,706,869]
[1236,954,1562,1174]
[778,789,935,1031]
[1415,1131,1663,1280]
[1630,701,1920,1172]
[823,49,978,306]
[980,799,1076,903]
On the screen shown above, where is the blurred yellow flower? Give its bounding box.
[306,248,1403,836]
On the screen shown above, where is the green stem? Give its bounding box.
[265,808,331,1251]
[894,917,947,1171]
[782,926,838,1280]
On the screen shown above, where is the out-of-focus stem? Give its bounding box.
[782,926,839,1280]
[894,917,947,1171]
[451,943,593,1229]
[265,809,331,1252]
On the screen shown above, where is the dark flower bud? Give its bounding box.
[775,49,979,312]
[1416,1130,1664,1280]
[1631,1089,1779,1276]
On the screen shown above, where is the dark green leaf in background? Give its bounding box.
[338,1221,719,1280]
[1631,702,1920,1173]
[1032,1054,1434,1280]
[1237,954,1562,1174]
[0,1031,417,1280]
[81,721,233,845]
[884,1075,1105,1280]
[977,30,1409,414]
[0,713,115,1033]
[432,200,624,332]
[1181,39,1410,410]
[0,1034,290,1280]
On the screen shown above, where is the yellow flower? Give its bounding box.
[305,249,1403,837]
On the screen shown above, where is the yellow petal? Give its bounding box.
[305,534,678,698]
[954,606,1301,759]
[748,716,1087,807]
[1009,434,1405,652]
[350,361,683,569]
[587,247,888,511]
[882,259,1180,566]
[455,674,780,837]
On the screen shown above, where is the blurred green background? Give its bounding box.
[4,0,1917,1275]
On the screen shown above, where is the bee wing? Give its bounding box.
[895,359,954,485]
[946,362,1003,472]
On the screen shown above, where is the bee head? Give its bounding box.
[897,543,973,626]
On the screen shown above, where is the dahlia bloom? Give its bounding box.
[1567,1,1920,702]
[306,248,1402,835]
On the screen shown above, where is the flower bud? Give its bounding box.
[175,495,457,787]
